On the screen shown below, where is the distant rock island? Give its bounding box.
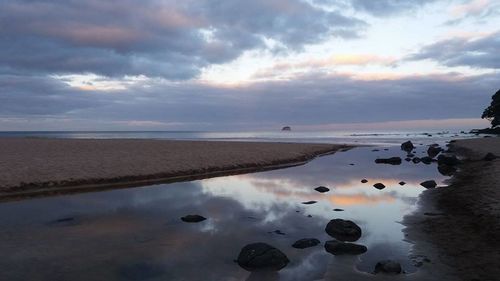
[282,126,291,131]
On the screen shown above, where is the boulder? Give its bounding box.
[333,208,344,212]
[325,219,362,242]
[302,201,317,205]
[373,183,386,190]
[181,215,207,223]
[374,260,402,275]
[437,155,461,166]
[399,181,406,186]
[314,186,330,193]
[438,164,456,176]
[324,240,367,255]
[412,157,421,164]
[405,157,412,162]
[420,180,437,189]
[236,243,289,272]
[420,156,433,165]
[483,153,498,161]
[401,141,414,152]
[361,179,368,183]
[281,126,291,131]
[427,146,442,158]
[292,238,320,249]
[375,157,402,165]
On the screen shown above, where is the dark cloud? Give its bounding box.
[0,0,366,79]
[1,72,497,130]
[348,0,437,15]
[409,31,500,69]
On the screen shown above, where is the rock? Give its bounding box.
[399,181,406,186]
[383,148,389,151]
[401,141,414,152]
[372,149,380,152]
[314,186,330,193]
[437,155,461,166]
[375,157,402,165]
[412,157,421,164]
[349,163,355,166]
[324,240,367,255]
[302,201,317,205]
[420,180,437,189]
[269,230,285,235]
[236,243,289,272]
[281,126,291,131]
[483,153,498,161]
[420,156,433,165]
[405,157,412,162]
[292,238,320,249]
[325,219,362,242]
[181,215,206,223]
[438,164,456,176]
[427,146,442,158]
[373,183,386,190]
[333,208,344,211]
[361,179,368,183]
[307,215,312,218]
[374,260,402,275]
[407,153,415,157]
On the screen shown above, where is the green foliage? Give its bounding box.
[482,89,500,128]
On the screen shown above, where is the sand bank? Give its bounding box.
[0,138,349,201]
[404,137,500,281]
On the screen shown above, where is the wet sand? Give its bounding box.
[404,137,500,281]
[0,138,349,201]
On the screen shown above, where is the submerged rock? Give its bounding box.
[374,260,402,275]
[292,238,321,249]
[324,240,367,255]
[333,208,344,212]
[361,179,368,183]
[302,201,317,205]
[373,183,386,190]
[401,141,415,152]
[314,186,330,193]
[236,243,289,272]
[375,157,402,165]
[420,180,437,189]
[412,157,421,164]
[399,181,406,186]
[325,219,362,242]
[181,215,207,223]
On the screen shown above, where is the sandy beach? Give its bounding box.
[404,137,500,281]
[0,138,348,200]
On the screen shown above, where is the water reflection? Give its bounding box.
[0,146,447,280]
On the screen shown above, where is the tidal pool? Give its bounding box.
[0,145,448,281]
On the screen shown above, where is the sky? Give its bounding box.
[0,0,499,131]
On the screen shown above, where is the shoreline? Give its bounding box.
[403,137,500,281]
[0,138,351,202]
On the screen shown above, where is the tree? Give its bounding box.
[482,89,500,128]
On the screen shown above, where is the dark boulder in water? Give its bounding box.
[420,156,433,165]
[181,215,207,223]
[399,181,406,186]
[437,155,461,166]
[314,186,330,193]
[236,243,289,272]
[401,141,414,152]
[373,183,386,190]
[420,180,437,189]
[361,179,368,183]
[302,201,317,205]
[374,260,402,275]
[427,145,442,158]
[292,238,321,249]
[412,157,421,164]
[324,240,367,255]
[333,208,344,211]
[438,164,456,176]
[325,219,362,242]
[375,157,402,165]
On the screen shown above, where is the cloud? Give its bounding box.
[1,71,497,130]
[445,0,499,24]
[343,0,438,16]
[409,31,500,69]
[0,0,366,79]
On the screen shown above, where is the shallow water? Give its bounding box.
[0,145,449,281]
